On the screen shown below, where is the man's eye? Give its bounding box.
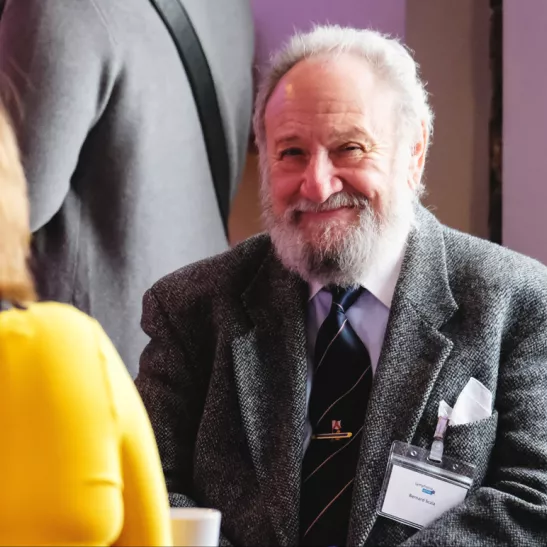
[280,147,303,159]
[341,144,363,153]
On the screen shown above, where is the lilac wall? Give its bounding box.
[251,0,406,69]
[406,0,490,239]
[503,0,547,264]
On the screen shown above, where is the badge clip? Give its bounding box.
[429,400,452,463]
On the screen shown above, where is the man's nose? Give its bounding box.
[299,151,343,203]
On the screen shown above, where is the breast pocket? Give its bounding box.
[444,410,498,488]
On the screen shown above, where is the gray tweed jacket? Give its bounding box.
[136,207,547,546]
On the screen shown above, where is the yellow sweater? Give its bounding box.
[0,302,172,546]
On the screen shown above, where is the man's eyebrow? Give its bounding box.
[274,135,301,147]
[274,128,374,147]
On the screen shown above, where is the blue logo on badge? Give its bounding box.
[422,488,435,495]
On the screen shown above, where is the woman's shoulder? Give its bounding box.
[0,301,101,344]
[0,302,121,388]
[14,301,95,322]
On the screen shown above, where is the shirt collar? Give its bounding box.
[308,228,409,308]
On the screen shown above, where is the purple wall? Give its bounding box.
[251,0,406,69]
[503,0,547,264]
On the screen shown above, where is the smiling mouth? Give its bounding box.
[309,206,353,213]
[298,205,354,213]
[293,206,358,224]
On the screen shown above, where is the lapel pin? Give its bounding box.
[312,420,353,441]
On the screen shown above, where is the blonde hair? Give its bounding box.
[0,106,36,302]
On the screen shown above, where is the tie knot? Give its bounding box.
[329,285,364,313]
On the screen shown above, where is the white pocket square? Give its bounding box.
[442,377,493,426]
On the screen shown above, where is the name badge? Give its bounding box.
[377,441,475,529]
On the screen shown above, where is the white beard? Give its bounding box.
[261,178,416,288]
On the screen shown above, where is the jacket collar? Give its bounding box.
[348,206,458,543]
[234,248,308,545]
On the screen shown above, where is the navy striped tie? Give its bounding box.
[300,286,373,546]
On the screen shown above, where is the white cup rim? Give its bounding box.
[170,507,221,521]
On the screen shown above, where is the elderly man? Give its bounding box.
[136,26,547,546]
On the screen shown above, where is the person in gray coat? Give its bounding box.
[0,0,254,376]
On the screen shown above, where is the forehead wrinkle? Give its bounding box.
[271,112,383,148]
[265,75,396,146]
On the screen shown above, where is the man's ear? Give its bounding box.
[408,120,428,191]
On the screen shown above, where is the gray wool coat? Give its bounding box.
[136,206,547,546]
[0,0,254,376]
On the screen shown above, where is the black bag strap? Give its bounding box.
[150,0,231,238]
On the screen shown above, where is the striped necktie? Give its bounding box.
[300,286,373,546]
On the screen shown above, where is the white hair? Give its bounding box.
[253,24,434,183]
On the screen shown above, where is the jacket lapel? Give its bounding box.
[232,248,308,546]
[348,207,459,544]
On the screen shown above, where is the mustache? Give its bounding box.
[286,192,370,219]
